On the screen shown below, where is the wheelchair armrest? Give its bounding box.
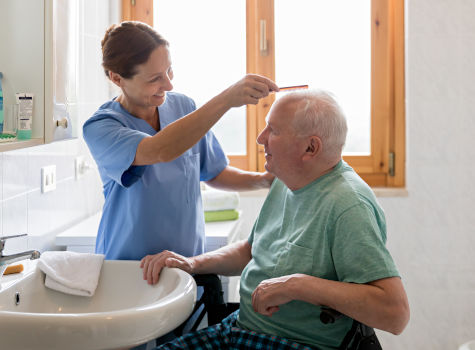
[320,306,343,324]
[321,308,382,350]
[193,274,226,306]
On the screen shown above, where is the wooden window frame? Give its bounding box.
[124,0,405,187]
[122,0,153,24]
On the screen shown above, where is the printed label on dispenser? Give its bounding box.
[15,93,33,131]
[15,93,33,140]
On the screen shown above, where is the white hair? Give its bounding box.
[285,90,348,158]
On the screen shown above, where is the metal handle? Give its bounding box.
[1,234,27,241]
[260,19,268,56]
[0,234,27,254]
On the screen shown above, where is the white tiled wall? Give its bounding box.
[1,0,120,255]
[376,1,475,349]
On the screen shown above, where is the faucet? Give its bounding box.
[0,234,41,278]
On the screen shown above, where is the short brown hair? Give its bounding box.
[101,21,169,79]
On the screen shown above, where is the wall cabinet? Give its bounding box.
[0,0,77,152]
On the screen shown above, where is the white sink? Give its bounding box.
[0,260,196,350]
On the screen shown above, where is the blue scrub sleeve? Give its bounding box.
[199,130,229,181]
[83,117,148,187]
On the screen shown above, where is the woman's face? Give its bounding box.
[121,45,174,108]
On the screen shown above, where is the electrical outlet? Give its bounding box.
[41,165,56,193]
[75,156,85,180]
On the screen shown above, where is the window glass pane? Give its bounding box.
[154,0,246,154]
[275,0,371,154]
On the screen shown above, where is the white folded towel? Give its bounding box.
[202,190,240,212]
[37,251,105,297]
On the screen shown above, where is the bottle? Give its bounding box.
[16,93,33,140]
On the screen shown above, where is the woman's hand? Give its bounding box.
[205,166,275,191]
[140,250,195,285]
[223,74,279,107]
[261,171,275,188]
[251,275,296,317]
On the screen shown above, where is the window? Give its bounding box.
[275,0,371,155]
[123,0,405,187]
[154,0,247,155]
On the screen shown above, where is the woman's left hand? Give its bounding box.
[223,74,279,107]
[261,171,275,188]
[251,275,296,316]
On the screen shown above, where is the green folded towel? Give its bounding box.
[204,210,239,222]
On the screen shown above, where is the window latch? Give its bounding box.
[260,20,268,56]
[389,152,395,177]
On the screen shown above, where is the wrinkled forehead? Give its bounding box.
[266,96,299,124]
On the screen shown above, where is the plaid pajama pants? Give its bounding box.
[157,310,318,350]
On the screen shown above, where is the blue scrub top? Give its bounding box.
[83,92,228,260]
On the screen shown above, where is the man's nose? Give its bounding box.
[256,128,267,145]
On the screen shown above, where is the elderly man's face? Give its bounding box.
[257,99,304,177]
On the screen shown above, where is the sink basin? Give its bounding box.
[0,260,196,350]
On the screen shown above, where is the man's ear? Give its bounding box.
[302,136,322,161]
[109,71,123,88]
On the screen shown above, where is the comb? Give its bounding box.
[278,84,309,92]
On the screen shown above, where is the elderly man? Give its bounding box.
[141,90,410,350]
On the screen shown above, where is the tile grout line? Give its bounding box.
[1,175,76,202]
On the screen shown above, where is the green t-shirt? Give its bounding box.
[236,160,400,350]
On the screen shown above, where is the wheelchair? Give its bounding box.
[173,274,382,350]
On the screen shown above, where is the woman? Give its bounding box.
[83,21,277,262]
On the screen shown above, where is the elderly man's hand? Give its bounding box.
[140,250,195,285]
[251,275,296,316]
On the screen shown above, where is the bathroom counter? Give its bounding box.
[55,212,243,303]
[55,212,242,254]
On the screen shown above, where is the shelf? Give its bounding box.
[0,138,44,152]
